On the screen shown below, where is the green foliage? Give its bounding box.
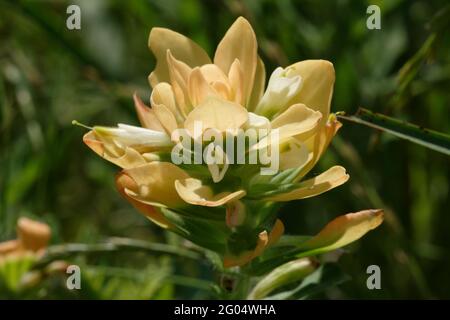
[0,254,36,295]
[339,108,450,155]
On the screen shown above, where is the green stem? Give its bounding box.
[35,237,202,268]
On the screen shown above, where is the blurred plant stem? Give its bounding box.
[36,237,202,268]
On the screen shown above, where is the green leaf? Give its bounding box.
[161,208,229,254]
[395,34,436,94]
[0,253,37,293]
[338,108,450,155]
[246,182,299,199]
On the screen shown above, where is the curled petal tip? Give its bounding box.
[82,131,104,155]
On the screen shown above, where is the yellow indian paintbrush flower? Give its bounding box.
[82,17,383,267]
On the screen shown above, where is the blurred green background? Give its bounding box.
[0,0,449,299]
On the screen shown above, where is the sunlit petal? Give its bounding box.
[175,178,246,207]
[266,166,349,201]
[285,60,335,124]
[184,96,248,138]
[214,17,257,105]
[133,93,166,132]
[148,27,211,87]
[121,162,190,208]
[116,171,171,228]
[296,209,384,254]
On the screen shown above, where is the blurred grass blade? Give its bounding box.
[36,237,201,267]
[338,108,450,156]
[396,34,436,93]
[164,275,215,291]
[426,5,450,32]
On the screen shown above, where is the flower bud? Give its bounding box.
[248,258,319,299]
[255,67,302,118]
[17,217,51,252]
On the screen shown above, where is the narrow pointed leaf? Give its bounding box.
[339,108,450,156]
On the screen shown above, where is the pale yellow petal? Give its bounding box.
[214,17,257,105]
[246,112,271,131]
[255,67,303,118]
[83,131,148,169]
[150,83,184,124]
[116,172,171,228]
[279,138,313,171]
[266,166,349,201]
[188,67,220,106]
[152,104,178,135]
[175,178,246,207]
[133,93,166,132]
[200,64,229,85]
[271,104,321,129]
[297,209,384,254]
[228,59,244,105]
[247,57,266,111]
[286,60,335,124]
[211,81,231,100]
[122,162,190,207]
[166,50,193,117]
[251,104,322,152]
[148,27,211,87]
[184,96,248,138]
[199,64,232,100]
[295,115,342,181]
[108,147,148,169]
[271,103,322,141]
